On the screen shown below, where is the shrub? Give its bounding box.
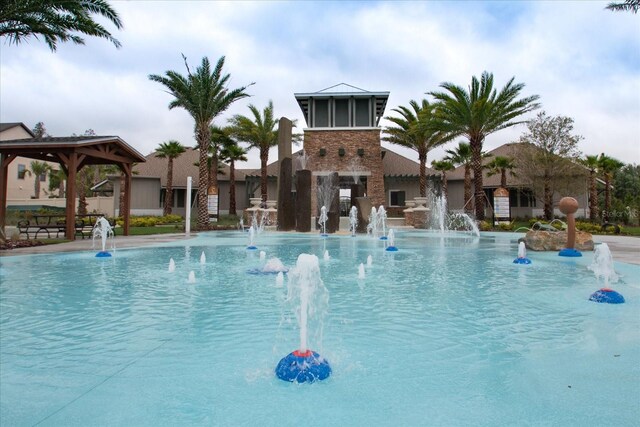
[479,221,492,231]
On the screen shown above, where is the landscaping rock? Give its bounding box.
[522,230,594,251]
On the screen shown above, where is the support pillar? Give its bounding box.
[295,170,311,232]
[65,153,77,240]
[327,172,340,233]
[0,154,17,238]
[277,117,294,230]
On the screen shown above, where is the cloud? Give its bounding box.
[1,0,638,167]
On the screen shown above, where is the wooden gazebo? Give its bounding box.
[0,136,146,240]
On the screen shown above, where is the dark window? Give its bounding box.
[520,189,536,207]
[39,173,46,182]
[160,189,166,207]
[176,189,185,208]
[509,189,518,207]
[390,190,406,206]
[315,99,329,127]
[355,98,370,126]
[334,99,349,127]
[17,164,26,179]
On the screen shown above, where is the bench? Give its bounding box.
[16,215,116,240]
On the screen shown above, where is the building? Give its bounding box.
[0,122,60,200]
[114,147,248,217]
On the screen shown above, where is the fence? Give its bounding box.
[7,196,115,216]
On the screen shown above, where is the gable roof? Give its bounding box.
[0,122,35,137]
[133,147,246,187]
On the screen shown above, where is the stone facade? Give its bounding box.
[522,230,594,251]
[303,128,385,215]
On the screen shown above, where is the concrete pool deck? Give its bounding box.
[0,232,638,265]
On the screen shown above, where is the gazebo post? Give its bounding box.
[122,163,132,236]
[65,153,78,240]
[0,154,17,238]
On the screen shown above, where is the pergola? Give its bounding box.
[0,136,146,240]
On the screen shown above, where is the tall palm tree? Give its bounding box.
[220,136,248,216]
[486,156,516,188]
[445,141,473,213]
[228,100,278,203]
[149,55,252,229]
[581,154,600,221]
[431,160,455,203]
[383,99,447,197]
[155,140,186,216]
[29,160,50,199]
[0,0,123,51]
[598,153,624,222]
[429,71,540,220]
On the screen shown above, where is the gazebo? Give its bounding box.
[0,136,146,240]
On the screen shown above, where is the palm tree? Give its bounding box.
[444,142,473,213]
[431,160,455,203]
[486,156,516,188]
[606,0,639,13]
[29,160,50,199]
[155,140,186,216]
[149,55,252,229]
[598,153,624,222]
[581,154,600,221]
[228,101,279,203]
[383,99,447,197]
[429,71,540,220]
[220,135,248,216]
[0,0,123,51]
[48,167,66,197]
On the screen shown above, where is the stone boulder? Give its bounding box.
[521,230,594,252]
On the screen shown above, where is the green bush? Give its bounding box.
[479,221,492,231]
[115,215,184,227]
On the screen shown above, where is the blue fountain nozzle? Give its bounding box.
[246,245,258,250]
[275,350,331,383]
[95,251,112,258]
[513,257,531,264]
[559,248,582,257]
[385,246,398,252]
[379,236,388,240]
[589,288,625,304]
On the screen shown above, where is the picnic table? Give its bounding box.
[17,214,115,239]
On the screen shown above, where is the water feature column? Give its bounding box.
[277,117,295,231]
[355,196,372,233]
[326,172,340,233]
[296,170,312,232]
[558,197,581,257]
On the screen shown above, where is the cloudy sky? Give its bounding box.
[1,1,639,168]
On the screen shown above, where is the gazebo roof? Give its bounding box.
[0,135,146,166]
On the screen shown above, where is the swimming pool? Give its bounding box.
[1,231,639,426]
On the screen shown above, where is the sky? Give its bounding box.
[1,1,639,169]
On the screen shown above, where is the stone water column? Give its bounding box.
[558,196,582,257]
[403,200,416,227]
[295,170,312,232]
[355,196,372,233]
[326,172,340,233]
[277,118,295,231]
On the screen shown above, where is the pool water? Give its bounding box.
[1,231,639,426]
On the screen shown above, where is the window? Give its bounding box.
[355,98,370,126]
[17,164,26,179]
[520,189,536,207]
[314,99,329,127]
[334,99,349,127]
[389,190,406,206]
[176,189,185,208]
[39,173,47,182]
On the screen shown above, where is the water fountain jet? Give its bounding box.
[385,229,398,251]
[92,217,115,257]
[275,254,331,383]
[588,243,624,304]
[513,242,531,264]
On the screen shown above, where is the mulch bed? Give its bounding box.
[0,240,47,251]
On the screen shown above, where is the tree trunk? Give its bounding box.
[589,170,598,221]
[77,168,88,216]
[260,147,268,203]
[501,170,507,188]
[418,149,427,197]
[464,164,472,214]
[34,178,40,199]
[59,176,66,198]
[197,126,211,230]
[604,174,611,223]
[471,138,485,220]
[164,158,174,216]
[229,160,237,216]
[543,174,553,220]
